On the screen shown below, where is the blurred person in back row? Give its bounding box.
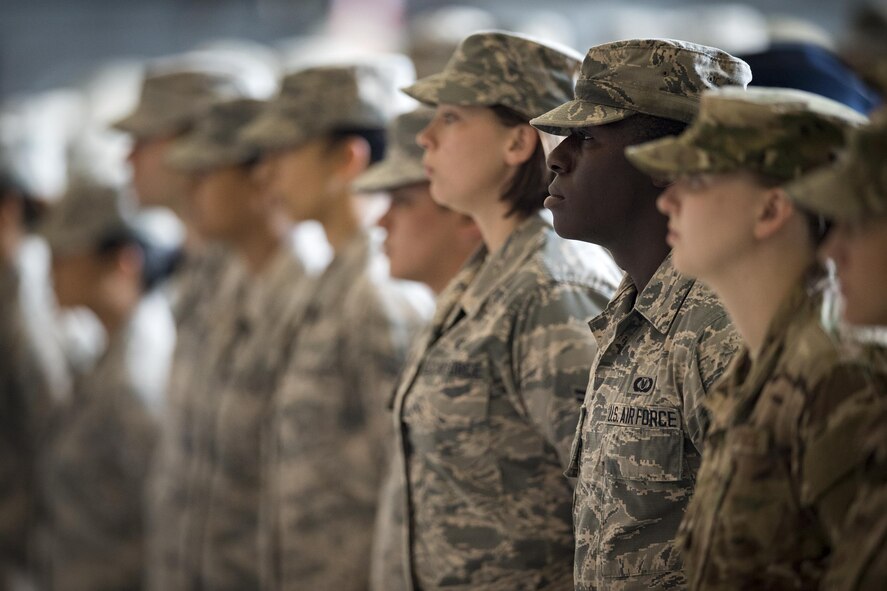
[147,98,313,590]
[351,106,482,591]
[387,31,620,589]
[626,86,882,590]
[36,175,175,590]
[241,59,434,591]
[787,108,887,591]
[531,39,750,589]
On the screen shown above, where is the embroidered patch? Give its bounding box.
[632,376,655,393]
[604,403,680,429]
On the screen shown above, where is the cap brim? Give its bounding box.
[166,138,252,173]
[785,163,864,221]
[240,108,308,153]
[401,71,491,108]
[111,109,183,138]
[530,99,636,135]
[624,135,716,180]
[353,157,427,193]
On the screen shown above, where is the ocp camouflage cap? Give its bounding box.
[41,176,135,256]
[625,86,867,183]
[166,98,265,172]
[112,70,247,138]
[241,56,415,152]
[786,107,887,220]
[352,107,433,193]
[401,30,582,121]
[530,38,752,134]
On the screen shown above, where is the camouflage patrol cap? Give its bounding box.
[530,38,752,134]
[242,57,414,152]
[625,86,867,183]
[352,107,433,193]
[400,30,582,121]
[112,70,246,138]
[786,107,887,220]
[166,99,265,172]
[41,176,135,256]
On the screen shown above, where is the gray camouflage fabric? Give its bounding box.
[242,58,414,152]
[626,86,867,183]
[530,38,752,135]
[386,214,620,590]
[261,230,432,591]
[353,107,434,193]
[678,277,887,590]
[166,98,265,172]
[38,294,174,591]
[787,106,887,221]
[113,70,247,139]
[401,30,582,120]
[569,254,741,590]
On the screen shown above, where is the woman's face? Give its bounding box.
[820,215,887,326]
[656,171,763,281]
[416,104,513,216]
[253,138,334,223]
[189,165,262,243]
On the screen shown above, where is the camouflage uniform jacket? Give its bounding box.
[390,214,618,591]
[679,281,885,590]
[819,345,887,591]
[189,246,311,590]
[261,229,433,591]
[147,254,248,591]
[570,253,740,590]
[39,294,175,591]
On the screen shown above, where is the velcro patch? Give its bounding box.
[603,403,680,429]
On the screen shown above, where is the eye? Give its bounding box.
[575,129,595,142]
[438,109,459,124]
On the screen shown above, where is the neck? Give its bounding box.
[469,197,523,255]
[426,250,473,295]
[706,246,812,359]
[233,215,289,275]
[318,192,362,255]
[608,213,670,294]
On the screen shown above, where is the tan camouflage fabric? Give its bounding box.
[39,177,135,257]
[112,70,247,139]
[570,254,741,590]
[242,58,414,152]
[787,106,887,221]
[385,214,619,590]
[147,257,249,591]
[530,38,752,135]
[401,30,582,120]
[353,107,433,193]
[166,98,265,172]
[678,277,887,590]
[38,295,174,591]
[625,86,868,183]
[261,230,433,591]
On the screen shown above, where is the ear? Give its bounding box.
[114,244,144,280]
[753,186,796,240]
[503,124,540,167]
[332,136,372,185]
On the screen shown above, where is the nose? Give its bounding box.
[126,140,141,164]
[416,121,434,151]
[656,184,679,216]
[252,155,275,187]
[378,204,394,232]
[546,135,573,175]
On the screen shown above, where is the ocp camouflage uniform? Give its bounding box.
[624,87,874,590]
[530,39,753,591]
[788,108,887,591]
[261,230,432,591]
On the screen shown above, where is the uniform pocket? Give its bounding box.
[600,404,684,482]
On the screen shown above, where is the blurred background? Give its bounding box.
[1,0,885,200]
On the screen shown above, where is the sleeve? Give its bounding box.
[683,312,741,452]
[510,282,604,471]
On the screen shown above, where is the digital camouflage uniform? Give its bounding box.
[386,32,623,590]
[530,39,752,590]
[35,177,176,591]
[242,61,436,591]
[626,87,874,590]
[788,108,887,591]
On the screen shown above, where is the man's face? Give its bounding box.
[544,119,655,245]
[127,134,189,208]
[253,138,333,223]
[188,165,261,243]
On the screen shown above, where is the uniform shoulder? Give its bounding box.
[674,279,734,336]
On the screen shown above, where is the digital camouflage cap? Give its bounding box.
[166,98,265,172]
[112,70,247,138]
[530,38,752,134]
[352,107,433,193]
[624,86,868,183]
[241,57,415,152]
[401,30,582,121]
[787,106,887,221]
[41,176,135,256]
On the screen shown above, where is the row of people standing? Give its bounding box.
[4,27,886,591]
